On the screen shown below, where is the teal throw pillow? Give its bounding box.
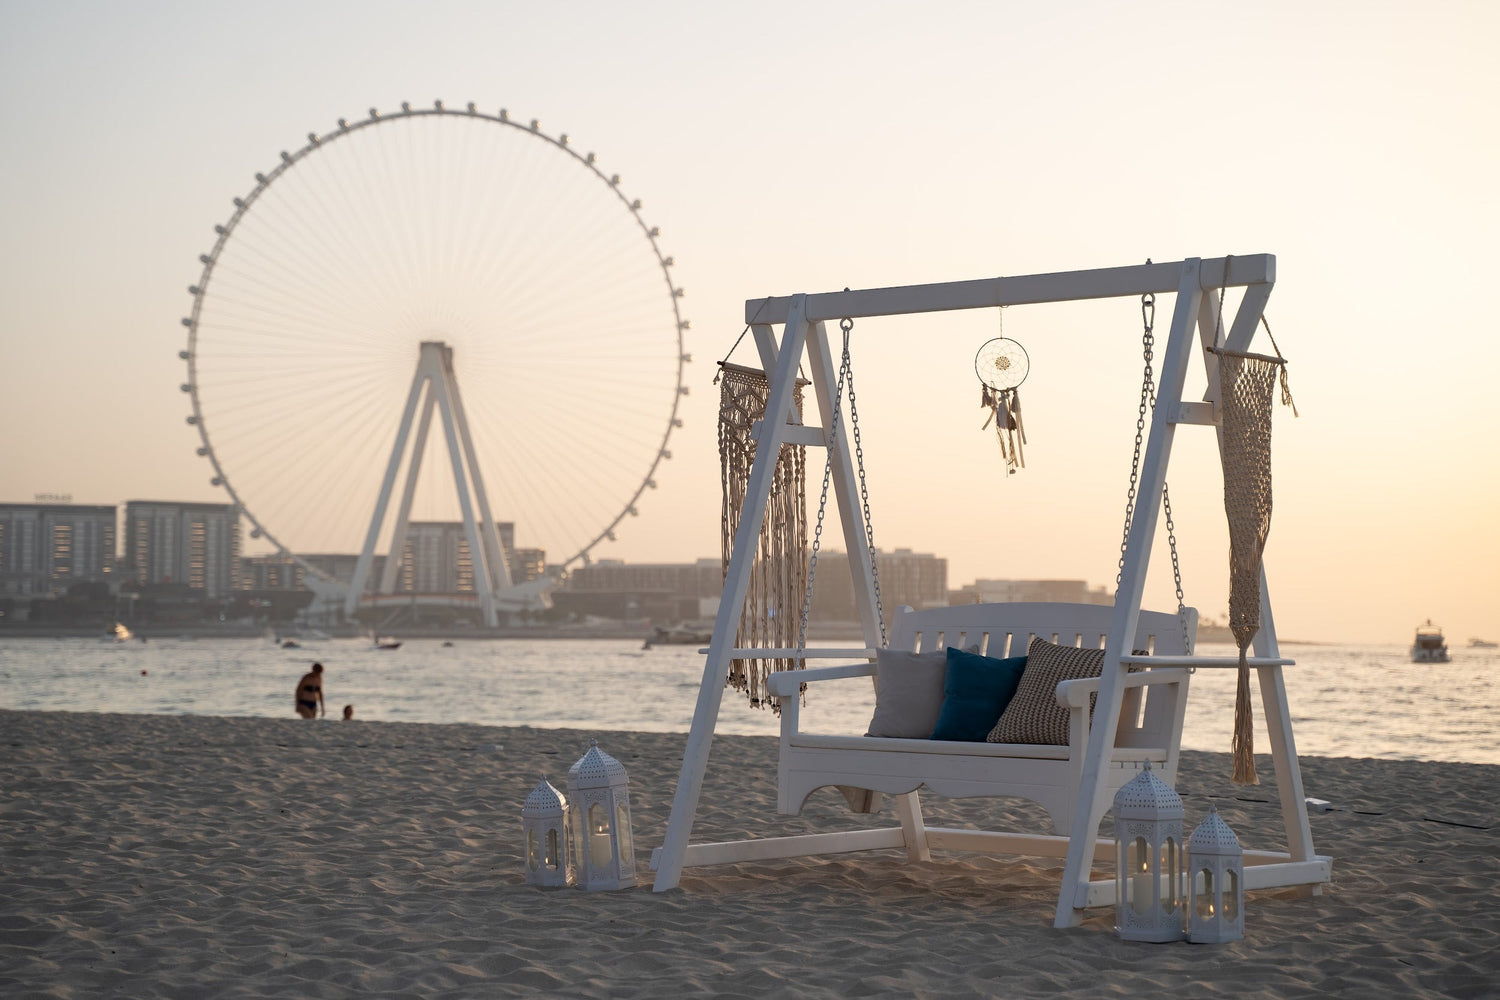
[929,647,1028,742]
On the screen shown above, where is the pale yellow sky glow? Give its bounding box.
[1,1,1496,643]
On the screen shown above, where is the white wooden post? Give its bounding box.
[1201,274,1317,874]
[653,296,812,891]
[1054,259,1203,928]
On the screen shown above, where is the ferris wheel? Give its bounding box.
[180,101,689,610]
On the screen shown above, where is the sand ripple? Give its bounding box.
[1,709,1496,998]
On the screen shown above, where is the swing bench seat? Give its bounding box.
[766,602,1196,836]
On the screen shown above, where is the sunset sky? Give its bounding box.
[2,0,1496,644]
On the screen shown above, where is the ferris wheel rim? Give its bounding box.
[180,101,688,578]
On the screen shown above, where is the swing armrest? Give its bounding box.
[1054,667,1191,709]
[766,662,876,698]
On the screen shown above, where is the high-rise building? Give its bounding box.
[386,521,541,593]
[400,521,472,593]
[238,553,304,591]
[0,501,117,596]
[123,501,240,598]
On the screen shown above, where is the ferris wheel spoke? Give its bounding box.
[238,178,399,314]
[204,230,383,341]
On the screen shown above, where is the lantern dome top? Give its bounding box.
[1113,761,1183,818]
[567,739,629,790]
[1189,805,1242,854]
[522,776,566,816]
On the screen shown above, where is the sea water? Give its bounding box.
[0,636,1495,765]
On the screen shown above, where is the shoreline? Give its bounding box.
[0,623,1339,644]
[3,708,1496,998]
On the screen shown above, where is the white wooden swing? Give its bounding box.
[651,255,1332,929]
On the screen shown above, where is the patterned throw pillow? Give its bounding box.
[987,637,1106,745]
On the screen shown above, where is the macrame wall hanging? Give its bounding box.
[1217,317,1297,785]
[975,310,1030,474]
[717,362,808,713]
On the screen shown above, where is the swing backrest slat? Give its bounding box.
[898,602,1193,659]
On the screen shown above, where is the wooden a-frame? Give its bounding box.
[652,255,1329,929]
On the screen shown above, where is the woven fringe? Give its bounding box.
[719,365,807,713]
[1231,651,1257,784]
[1220,353,1280,785]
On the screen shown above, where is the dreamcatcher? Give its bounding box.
[974,314,1030,474]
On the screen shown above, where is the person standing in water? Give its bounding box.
[295,663,325,719]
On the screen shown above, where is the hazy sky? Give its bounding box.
[2,0,1496,643]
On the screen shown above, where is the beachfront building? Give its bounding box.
[0,501,117,596]
[555,558,723,622]
[372,521,544,595]
[948,578,1112,606]
[238,553,305,591]
[809,549,950,625]
[122,500,241,599]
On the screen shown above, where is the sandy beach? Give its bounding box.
[1,709,1495,999]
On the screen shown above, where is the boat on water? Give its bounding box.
[370,635,402,650]
[105,622,134,643]
[1470,638,1498,649]
[1410,621,1449,663]
[643,625,714,649]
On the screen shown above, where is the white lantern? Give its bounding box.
[521,776,573,887]
[1187,805,1245,944]
[1112,761,1186,942]
[565,739,636,891]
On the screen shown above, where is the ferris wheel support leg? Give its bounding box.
[379,389,438,596]
[429,349,499,628]
[347,361,431,621]
[443,352,513,593]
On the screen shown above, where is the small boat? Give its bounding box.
[105,623,134,643]
[643,625,714,649]
[281,639,302,649]
[1470,638,1498,649]
[371,635,402,650]
[1410,621,1449,663]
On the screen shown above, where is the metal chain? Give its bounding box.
[796,325,850,658]
[1116,291,1155,589]
[1116,284,1191,651]
[840,318,887,647]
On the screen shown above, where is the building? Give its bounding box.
[556,558,723,622]
[949,578,1112,606]
[238,553,305,591]
[123,501,240,598]
[377,521,543,593]
[0,501,117,596]
[809,548,949,624]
